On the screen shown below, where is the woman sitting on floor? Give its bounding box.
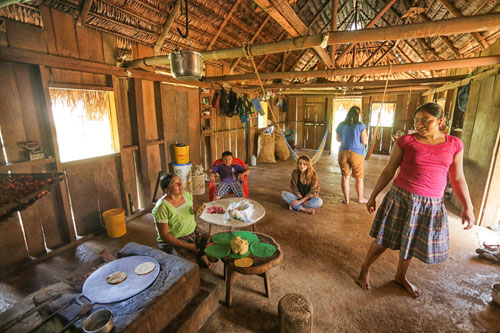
[152,173,212,268]
[281,155,323,215]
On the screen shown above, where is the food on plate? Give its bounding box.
[234,257,253,267]
[106,271,127,285]
[134,262,156,275]
[230,236,249,255]
[206,205,225,214]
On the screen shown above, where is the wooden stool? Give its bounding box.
[222,233,282,307]
[278,293,313,333]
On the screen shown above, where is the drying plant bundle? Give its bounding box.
[49,88,110,121]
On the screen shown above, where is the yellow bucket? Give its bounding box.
[102,208,126,238]
[174,145,190,164]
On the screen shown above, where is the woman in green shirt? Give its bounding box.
[152,173,212,268]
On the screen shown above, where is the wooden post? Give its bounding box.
[130,78,152,209]
[206,0,241,50]
[38,65,76,242]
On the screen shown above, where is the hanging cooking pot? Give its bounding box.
[169,49,204,80]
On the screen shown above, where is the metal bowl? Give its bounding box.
[83,309,114,333]
[169,49,204,80]
[493,283,500,306]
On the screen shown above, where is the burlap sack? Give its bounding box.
[275,133,290,161]
[257,134,276,163]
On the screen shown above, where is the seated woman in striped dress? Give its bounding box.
[356,102,475,297]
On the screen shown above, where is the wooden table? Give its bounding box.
[199,197,266,234]
[221,233,282,307]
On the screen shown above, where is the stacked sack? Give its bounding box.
[257,129,291,163]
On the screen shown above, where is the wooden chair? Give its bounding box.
[208,158,249,201]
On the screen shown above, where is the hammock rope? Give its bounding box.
[365,64,392,160]
[243,42,333,164]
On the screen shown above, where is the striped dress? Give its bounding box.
[369,134,463,264]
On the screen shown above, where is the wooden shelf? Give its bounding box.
[0,157,56,173]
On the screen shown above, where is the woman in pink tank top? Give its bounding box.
[356,103,475,297]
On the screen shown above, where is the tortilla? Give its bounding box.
[106,271,127,285]
[234,257,253,267]
[134,262,156,275]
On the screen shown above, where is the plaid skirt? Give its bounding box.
[369,184,449,264]
[159,226,209,260]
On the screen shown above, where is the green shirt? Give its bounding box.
[152,192,196,242]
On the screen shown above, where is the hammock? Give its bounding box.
[276,110,334,164]
[243,42,332,165]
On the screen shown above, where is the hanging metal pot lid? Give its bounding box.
[79,255,160,304]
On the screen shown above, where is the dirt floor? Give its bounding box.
[1,153,500,332]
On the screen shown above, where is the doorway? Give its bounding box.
[331,98,362,153]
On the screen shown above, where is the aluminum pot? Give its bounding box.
[169,49,204,80]
[83,309,114,333]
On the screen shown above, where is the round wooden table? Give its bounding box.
[220,233,282,307]
[198,197,266,234]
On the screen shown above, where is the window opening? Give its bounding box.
[49,88,119,163]
[370,103,395,127]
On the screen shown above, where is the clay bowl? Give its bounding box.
[493,283,500,306]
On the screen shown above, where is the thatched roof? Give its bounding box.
[1,0,499,84]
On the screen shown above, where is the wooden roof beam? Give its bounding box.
[125,13,500,68]
[206,0,241,50]
[153,0,180,55]
[76,0,93,27]
[253,75,467,89]
[335,0,396,66]
[204,55,500,82]
[253,0,334,68]
[437,0,489,50]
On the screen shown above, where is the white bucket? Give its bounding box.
[192,174,205,195]
[173,163,192,192]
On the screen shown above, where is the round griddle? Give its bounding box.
[80,255,160,304]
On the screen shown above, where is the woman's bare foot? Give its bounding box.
[356,266,370,290]
[214,196,221,200]
[300,207,316,215]
[289,205,293,211]
[200,255,213,269]
[358,198,368,204]
[393,277,420,297]
[342,198,349,204]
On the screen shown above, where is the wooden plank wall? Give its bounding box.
[457,74,500,226]
[0,7,205,268]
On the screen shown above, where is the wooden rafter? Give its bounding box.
[230,15,270,73]
[399,0,460,58]
[355,42,398,82]
[253,0,334,68]
[346,41,387,82]
[330,0,338,64]
[206,0,242,50]
[437,0,489,50]
[153,0,180,55]
[335,0,396,66]
[77,0,93,27]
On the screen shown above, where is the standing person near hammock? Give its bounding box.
[336,106,368,204]
[281,155,323,215]
[356,102,474,297]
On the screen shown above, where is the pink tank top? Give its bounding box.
[394,134,463,198]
